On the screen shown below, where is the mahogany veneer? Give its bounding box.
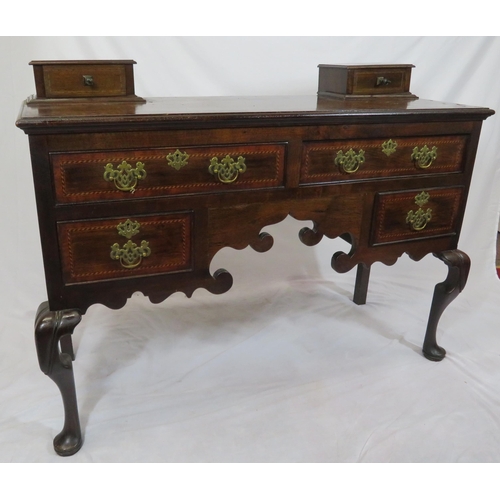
[16,61,494,456]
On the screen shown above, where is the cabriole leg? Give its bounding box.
[422,250,470,362]
[34,302,83,456]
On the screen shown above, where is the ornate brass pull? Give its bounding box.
[110,240,151,268]
[208,155,247,183]
[411,145,438,169]
[167,149,189,171]
[110,219,151,269]
[406,191,432,231]
[335,148,365,174]
[104,161,146,193]
[381,139,398,156]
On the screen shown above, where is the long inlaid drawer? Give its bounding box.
[371,187,463,245]
[51,143,285,203]
[58,213,192,284]
[300,135,467,184]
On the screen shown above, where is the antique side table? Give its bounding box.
[16,61,494,455]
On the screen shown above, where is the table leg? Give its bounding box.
[422,249,470,361]
[34,302,83,456]
[59,334,75,361]
[353,263,371,305]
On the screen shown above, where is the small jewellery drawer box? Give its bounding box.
[29,59,142,101]
[318,64,415,98]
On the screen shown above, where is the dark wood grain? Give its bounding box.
[34,302,82,456]
[16,61,495,455]
[318,64,415,97]
[29,60,141,102]
[423,250,471,361]
[353,264,371,305]
[58,213,192,284]
[18,95,492,327]
[301,134,467,183]
[17,95,494,134]
[371,186,464,245]
[51,143,285,203]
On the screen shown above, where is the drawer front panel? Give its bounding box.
[371,187,463,245]
[58,213,192,284]
[300,135,467,184]
[52,143,285,203]
[43,64,128,98]
[351,69,409,95]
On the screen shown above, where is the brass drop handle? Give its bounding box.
[110,240,151,268]
[82,75,94,86]
[376,76,391,86]
[110,219,151,269]
[335,148,365,174]
[103,160,147,193]
[411,145,438,169]
[406,191,433,231]
[208,155,247,183]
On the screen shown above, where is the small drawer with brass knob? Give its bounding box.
[370,187,463,245]
[300,135,467,184]
[51,143,285,204]
[29,60,143,101]
[57,213,192,284]
[317,64,415,98]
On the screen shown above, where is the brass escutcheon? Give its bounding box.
[208,155,247,183]
[406,191,432,231]
[411,145,438,169]
[381,139,398,156]
[104,160,146,192]
[414,191,430,207]
[116,219,141,239]
[335,148,365,174]
[110,219,151,269]
[167,149,189,171]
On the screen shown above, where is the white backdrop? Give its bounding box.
[2,37,500,467]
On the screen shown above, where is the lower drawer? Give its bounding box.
[58,213,192,284]
[371,187,463,245]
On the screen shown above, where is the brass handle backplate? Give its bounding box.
[335,148,365,174]
[104,160,147,193]
[208,155,247,183]
[110,219,151,269]
[406,191,432,231]
[411,145,438,169]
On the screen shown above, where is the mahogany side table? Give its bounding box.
[16,61,494,455]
